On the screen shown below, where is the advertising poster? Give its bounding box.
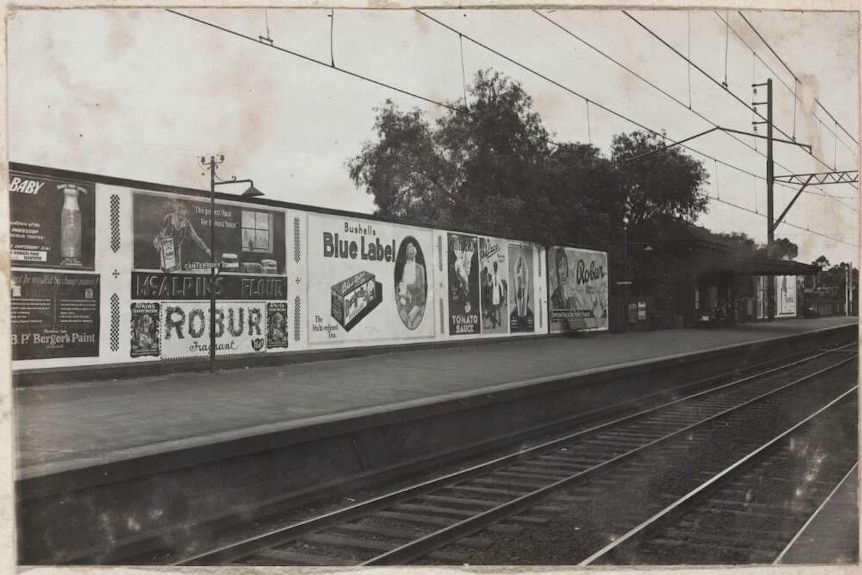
[776,275,797,317]
[267,302,289,349]
[133,192,285,275]
[548,246,609,333]
[131,271,287,301]
[160,301,266,359]
[480,237,508,334]
[9,172,96,269]
[508,243,535,333]
[11,271,100,360]
[448,233,480,336]
[130,302,160,358]
[306,214,434,343]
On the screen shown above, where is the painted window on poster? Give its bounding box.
[508,242,535,333]
[448,233,481,335]
[160,301,266,359]
[11,271,100,360]
[480,238,508,334]
[307,214,434,343]
[776,275,797,317]
[132,191,285,275]
[9,172,96,270]
[548,246,609,333]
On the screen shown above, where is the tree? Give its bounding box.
[611,131,710,235]
[348,70,707,254]
[812,255,831,270]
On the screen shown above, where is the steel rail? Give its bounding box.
[773,461,859,565]
[579,379,858,565]
[362,354,856,565]
[179,342,855,565]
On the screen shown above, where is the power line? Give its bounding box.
[737,11,859,147]
[535,10,857,211]
[624,11,838,174]
[715,11,857,154]
[166,9,459,112]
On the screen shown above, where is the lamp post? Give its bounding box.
[199,155,264,373]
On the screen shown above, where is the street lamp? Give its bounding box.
[199,155,264,373]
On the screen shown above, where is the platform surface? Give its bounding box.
[15,316,857,478]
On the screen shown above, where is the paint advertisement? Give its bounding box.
[132,191,285,275]
[776,275,797,317]
[508,242,535,333]
[548,246,609,333]
[130,302,160,358]
[306,214,433,343]
[480,237,508,334]
[9,172,96,270]
[10,271,100,360]
[159,301,266,359]
[448,233,481,336]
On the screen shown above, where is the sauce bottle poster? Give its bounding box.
[9,172,96,270]
[447,233,480,336]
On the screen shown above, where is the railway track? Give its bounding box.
[178,342,857,566]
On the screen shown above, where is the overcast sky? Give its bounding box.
[8,8,859,264]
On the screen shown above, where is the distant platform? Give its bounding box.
[16,316,857,478]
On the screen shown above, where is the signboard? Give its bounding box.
[9,172,96,270]
[132,192,285,275]
[776,275,797,317]
[160,301,266,359]
[548,246,609,333]
[306,214,434,343]
[131,272,287,300]
[480,237,508,334]
[448,233,481,336]
[11,271,100,360]
[508,242,535,333]
[131,302,160,358]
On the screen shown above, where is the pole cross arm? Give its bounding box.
[773,171,858,186]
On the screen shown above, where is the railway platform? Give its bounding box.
[14,315,858,564]
[17,315,855,477]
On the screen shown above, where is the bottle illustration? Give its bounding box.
[60,186,83,266]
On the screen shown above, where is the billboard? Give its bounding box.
[306,214,434,344]
[776,275,797,317]
[132,192,285,274]
[9,172,96,270]
[480,237,508,334]
[508,242,535,333]
[11,271,100,360]
[160,301,267,359]
[448,233,481,336]
[548,246,609,333]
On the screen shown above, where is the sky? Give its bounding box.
[7,7,860,265]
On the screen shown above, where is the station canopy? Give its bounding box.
[658,223,818,277]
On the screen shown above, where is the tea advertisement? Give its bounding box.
[11,271,100,360]
[548,246,609,333]
[508,243,535,333]
[480,237,508,334]
[9,171,96,270]
[448,233,481,336]
[159,301,267,359]
[132,192,285,275]
[306,214,434,343]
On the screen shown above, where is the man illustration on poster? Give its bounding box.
[510,253,534,332]
[551,248,573,310]
[489,261,505,328]
[152,198,211,272]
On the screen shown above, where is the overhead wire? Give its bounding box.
[167,8,855,244]
[535,9,857,211]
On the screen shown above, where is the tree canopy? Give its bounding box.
[347,69,708,253]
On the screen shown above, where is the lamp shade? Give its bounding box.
[242,184,264,198]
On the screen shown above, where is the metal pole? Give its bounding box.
[766,78,775,321]
[209,157,217,373]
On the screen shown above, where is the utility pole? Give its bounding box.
[766,78,775,321]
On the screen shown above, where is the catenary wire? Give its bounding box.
[534,9,857,211]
